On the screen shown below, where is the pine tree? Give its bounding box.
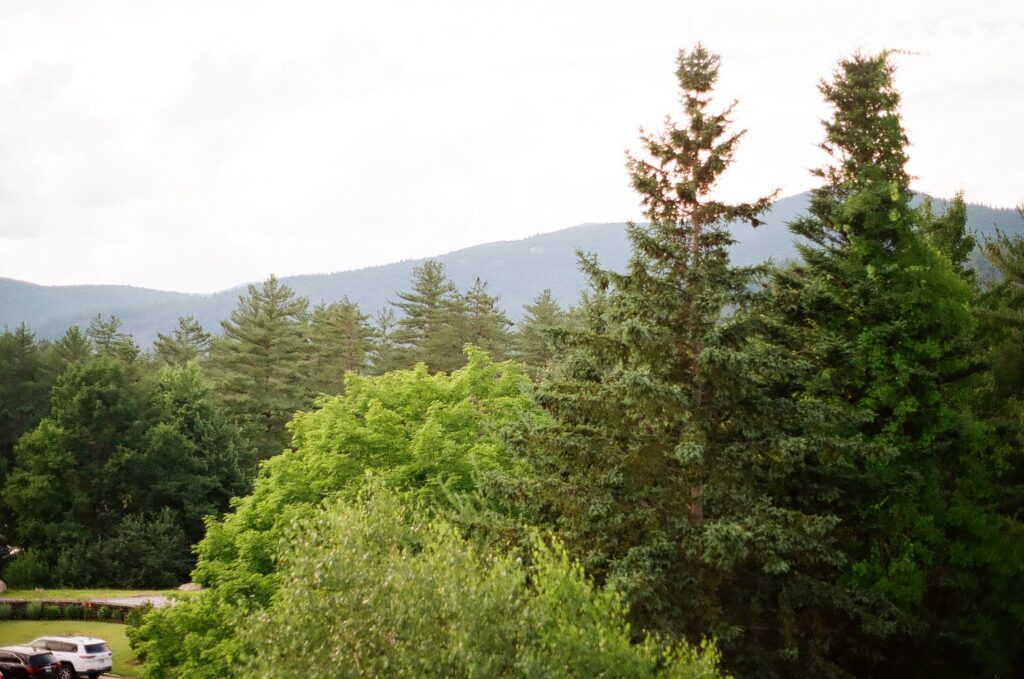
[86,314,139,362]
[210,275,311,459]
[154,316,212,366]
[767,52,1024,674]
[369,308,402,374]
[460,278,513,361]
[307,298,375,394]
[514,289,570,374]
[390,260,465,373]
[522,45,846,676]
[50,325,92,370]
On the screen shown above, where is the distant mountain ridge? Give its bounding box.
[2,192,1020,347]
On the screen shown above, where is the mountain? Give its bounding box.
[2,192,1020,347]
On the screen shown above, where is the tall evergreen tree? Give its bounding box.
[521,45,847,676]
[210,275,311,459]
[514,289,570,374]
[390,260,465,373]
[766,52,1024,674]
[86,314,139,362]
[50,325,92,370]
[154,315,212,366]
[459,278,513,361]
[369,308,402,375]
[307,298,375,394]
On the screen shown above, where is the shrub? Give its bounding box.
[97,606,111,621]
[0,604,12,620]
[111,609,125,622]
[65,604,85,620]
[3,550,51,588]
[43,605,61,620]
[25,601,42,620]
[126,603,153,630]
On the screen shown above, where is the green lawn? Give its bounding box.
[1,588,189,601]
[0,620,140,677]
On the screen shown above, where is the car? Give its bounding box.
[0,646,59,678]
[26,637,111,679]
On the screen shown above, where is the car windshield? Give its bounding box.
[29,653,55,668]
[84,643,108,654]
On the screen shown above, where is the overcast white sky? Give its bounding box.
[0,0,1021,292]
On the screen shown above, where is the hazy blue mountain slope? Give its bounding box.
[2,192,1019,348]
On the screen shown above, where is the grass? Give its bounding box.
[0,620,140,677]
[1,588,195,602]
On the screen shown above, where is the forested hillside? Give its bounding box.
[3,193,1018,346]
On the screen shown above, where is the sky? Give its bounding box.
[0,0,1021,293]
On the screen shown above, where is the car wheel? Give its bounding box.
[57,664,76,679]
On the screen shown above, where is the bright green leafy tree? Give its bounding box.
[130,349,544,678]
[233,489,723,679]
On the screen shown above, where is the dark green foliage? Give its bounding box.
[50,325,92,370]
[121,363,251,543]
[307,298,375,394]
[520,45,850,677]
[154,315,212,366]
[43,605,60,620]
[514,289,570,374]
[97,605,111,621]
[765,52,1024,675]
[0,324,53,527]
[65,604,85,620]
[5,356,148,548]
[25,601,42,620]
[390,259,466,373]
[2,357,249,588]
[210,274,312,459]
[0,604,11,620]
[459,278,514,361]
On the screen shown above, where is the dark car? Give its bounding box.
[0,646,59,678]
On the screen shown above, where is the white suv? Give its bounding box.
[28,636,112,679]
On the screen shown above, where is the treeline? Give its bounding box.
[7,45,1024,677]
[0,266,571,587]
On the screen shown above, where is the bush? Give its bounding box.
[0,604,12,620]
[42,605,61,620]
[65,604,85,620]
[97,606,111,621]
[111,609,125,622]
[25,601,42,620]
[3,550,51,588]
[126,603,153,630]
